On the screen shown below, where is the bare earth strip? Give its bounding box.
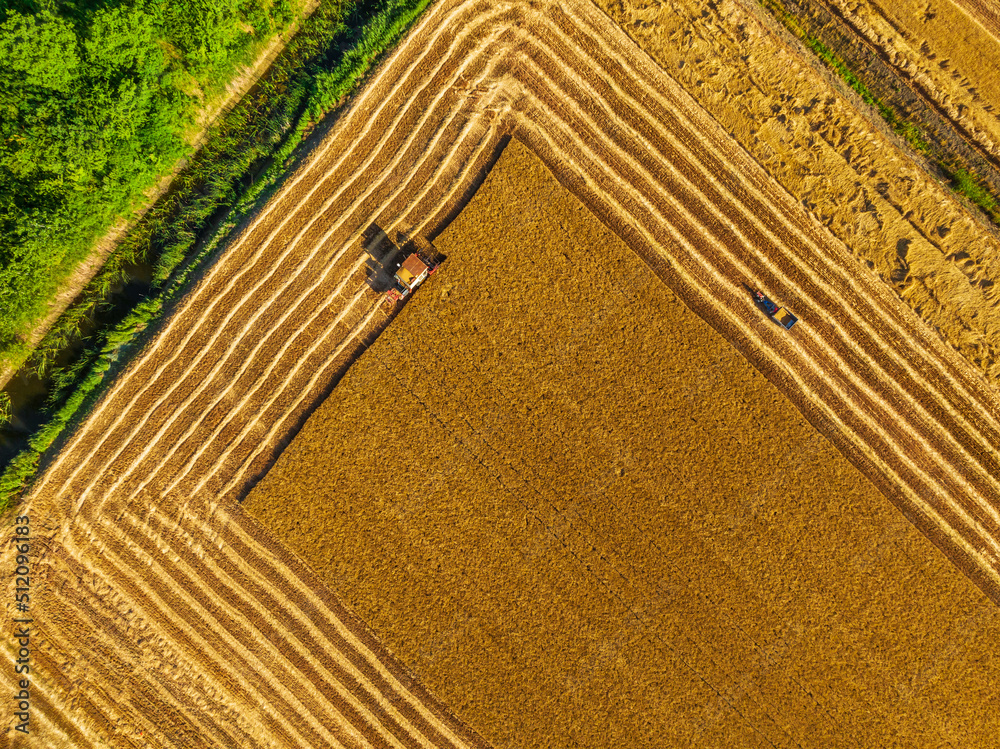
[819,0,1000,163]
[2,0,1000,744]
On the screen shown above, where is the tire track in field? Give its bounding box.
[951,0,1000,44]
[6,0,1000,745]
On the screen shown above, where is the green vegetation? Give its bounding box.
[950,167,1000,223]
[760,0,930,155]
[759,0,1000,223]
[0,0,432,512]
[0,0,298,368]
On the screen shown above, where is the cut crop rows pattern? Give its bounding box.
[3,0,1000,745]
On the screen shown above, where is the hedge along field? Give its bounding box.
[0,0,433,511]
[0,0,302,366]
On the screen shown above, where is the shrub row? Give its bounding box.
[0,0,432,512]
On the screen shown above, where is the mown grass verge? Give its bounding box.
[0,0,432,513]
[759,0,1000,226]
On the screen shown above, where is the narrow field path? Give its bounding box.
[3,0,1000,745]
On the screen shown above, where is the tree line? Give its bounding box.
[0,0,295,364]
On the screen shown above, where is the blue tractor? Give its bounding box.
[754,290,798,330]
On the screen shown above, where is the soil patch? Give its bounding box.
[247,140,1000,748]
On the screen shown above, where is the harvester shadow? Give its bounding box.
[742,281,769,316]
[363,222,406,293]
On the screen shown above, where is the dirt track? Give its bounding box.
[3,0,1000,744]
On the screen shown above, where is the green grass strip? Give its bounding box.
[0,0,431,514]
[760,0,1000,222]
[760,0,933,156]
[949,167,1000,222]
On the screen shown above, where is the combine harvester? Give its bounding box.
[753,289,798,330]
[384,251,440,302]
[362,225,442,302]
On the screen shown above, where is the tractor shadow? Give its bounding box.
[741,282,767,313]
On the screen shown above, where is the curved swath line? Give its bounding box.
[87,510,437,749]
[128,265,372,504]
[211,126,514,503]
[44,553,314,749]
[206,298,387,498]
[14,0,1000,742]
[508,29,1000,506]
[64,65,492,516]
[153,84,509,502]
[63,513,360,749]
[54,532,319,748]
[62,300,457,746]
[530,8,1000,502]
[0,650,105,748]
[105,500,469,749]
[32,554,259,749]
[207,511,492,749]
[93,487,478,749]
[515,78,990,517]
[554,0,1000,454]
[206,116,507,499]
[66,17,518,521]
[66,77,502,517]
[514,35,1000,521]
[36,0,518,509]
[538,1,1000,485]
[513,106,1000,588]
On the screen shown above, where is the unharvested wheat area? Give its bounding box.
[247,140,1000,748]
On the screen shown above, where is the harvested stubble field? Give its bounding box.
[812,0,1000,163]
[3,0,1000,744]
[248,139,1000,747]
[598,0,1000,382]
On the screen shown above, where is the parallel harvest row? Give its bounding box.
[4,0,1000,745]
